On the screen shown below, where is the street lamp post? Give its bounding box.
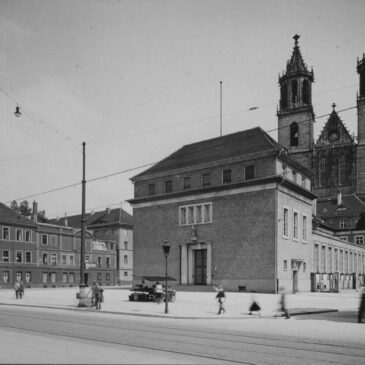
[162,241,171,314]
[78,142,87,307]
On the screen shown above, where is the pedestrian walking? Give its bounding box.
[278,287,290,319]
[19,280,24,299]
[358,286,365,323]
[215,285,226,315]
[249,292,261,315]
[91,282,97,307]
[14,281,21,299]
[94,283,104,310]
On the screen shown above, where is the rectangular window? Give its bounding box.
[302,215,308,242]
[339,237,348,242]
[339,220,347,229]
[355,236,364,245]
[97,257,102,268]
[42,234,48,245]
[3,227,9,240]
[106,273,110,281]
[62,273,67,283]
[16,229,22,241]
[124,255,128,265]
[25,251,31,263]
[106,257,110,268]
[179,203,212,226]
[182,177,191,190]
[222,169,232,184]
[2,250,9,262]
[334,248,339,271]
[50,272,56,283]
[69,255,74,265]
[16,251,23,263]
[97,272,102,281]
[202,173,211,187]
[148,183,155,196]
[110,243,114,251]
[3,271,9,283]
[293,211,298,240]
[50,235,57,246]
[62,254,67,265]
[85,255,89,264]
[15,251,22,263]
[25,272,31,283]
[69,273,74,283]
[16,272,22,282]
[124,241,128,250]
[284,260,287,270]
[245,165,255,180]
[164,180,172,193]
[51,253,57,265]
[124,271,128,277]
[25,230,31,242]
[42,253,48,264]
[42,272,48,283]
[283,207,289,238]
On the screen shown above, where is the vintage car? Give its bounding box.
[129,276,176,303]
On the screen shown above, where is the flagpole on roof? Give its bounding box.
[220,81,223,136]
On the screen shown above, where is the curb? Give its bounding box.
[0,302,339,319]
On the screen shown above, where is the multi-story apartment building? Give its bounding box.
[52,207,133,285]
[0,202,117,288]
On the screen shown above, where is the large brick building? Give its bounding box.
[130,128,317,292]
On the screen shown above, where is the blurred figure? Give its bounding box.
[215,285,226,315]
[19,280,24,299]
[358,286,365,323]
[278,287,290,319]
[94,283,104,310]
[14,281,21,299]
[249,291,261,315]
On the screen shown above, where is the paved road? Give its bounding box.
[0,306,364,364]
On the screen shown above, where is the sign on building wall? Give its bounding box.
[93,240,107,251]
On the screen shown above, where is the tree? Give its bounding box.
[10,200,47,221]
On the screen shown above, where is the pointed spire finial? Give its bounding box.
[293,34,300,46]
[332,102,336,111]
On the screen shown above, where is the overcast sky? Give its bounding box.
[0,0,364,218]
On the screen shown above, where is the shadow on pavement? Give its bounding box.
[294,310,361,323]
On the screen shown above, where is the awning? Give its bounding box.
[142,276,176,282]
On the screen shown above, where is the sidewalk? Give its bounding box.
[0,287,361,319]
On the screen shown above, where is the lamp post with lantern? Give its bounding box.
[162,240,171,314]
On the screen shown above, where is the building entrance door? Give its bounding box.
[293,270,298,293]
[194,249,207,285]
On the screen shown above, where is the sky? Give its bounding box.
[0,0,364,219]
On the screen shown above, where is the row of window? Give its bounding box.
[148,166,255,196]
[283,207,308,242]
[179,203,212,226]
[1,250,113,267]
[1,227,32,242]
[313,244,365,274]
[281,164,310,190]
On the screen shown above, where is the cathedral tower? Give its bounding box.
[277,35,315,171]
[356,54,365,198]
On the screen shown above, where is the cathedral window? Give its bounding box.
[302,79,310,104]
[291,80,298,103]
[290,122,299,146]
[281,83,288,109]
[319,158,326,187]
[338,153,346,186]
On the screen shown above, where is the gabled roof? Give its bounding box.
[0,202,37,228]
[132,127,293,179]
[49,208,133,228]
[317,194,365,218]
[315,108,354,146]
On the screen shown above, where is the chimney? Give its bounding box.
[106,207,110,215]
[64,213,68,227]
[32,201,38,222]
[337,191,342,206]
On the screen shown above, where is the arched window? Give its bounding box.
[291,80,298,103]
[281,83,288,109]
[319,158,326,187]
[290,122,299,146]
[302,79,310,104]
[338,152,346,186]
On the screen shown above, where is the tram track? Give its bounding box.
[0,308,364,364]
